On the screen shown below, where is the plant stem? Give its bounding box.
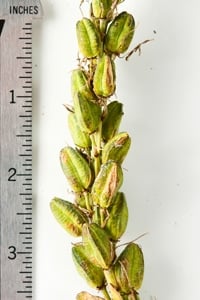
[91,122,102,177]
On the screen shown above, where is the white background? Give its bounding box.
[33,0,200,299]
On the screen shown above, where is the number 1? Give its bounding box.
[10,90,16,104]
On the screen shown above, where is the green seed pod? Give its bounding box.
[102,101,123,141]
[60,146,92,192]
[71,69,96,101]
[76,18,101,58]
[93,54,116,98]
[105,192,128,240]
[50,197,88,237]
[114,243,144,293]
[82,223,114,269]
[72,244,105,289]
[92,160,123,208]
[91,0,112,19]
[76,291,104,300]
[68,112,91,149]
[73,92,102,134]
[102,132,131,165]
[105,11,135,55]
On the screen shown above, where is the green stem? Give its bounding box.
[90,122,102,177]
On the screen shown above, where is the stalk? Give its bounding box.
[50,1,145,299]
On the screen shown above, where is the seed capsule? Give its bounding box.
[76,18,101,58]
[91,0,112,19]
[50,197,88,237]
[82,223,114,269]
[76,291,104,300]
[91,160,123,208]
[93,54,116,98]
[114,243,144,293]
[68,112,91,149]
[71,69,96,101]
[105,192,128,240]
[102,101,123,141]
[105,11,135,55]
[102,132,131,165]
[60,146,92,192]
[72,244,105,288]
[73,92,102,134]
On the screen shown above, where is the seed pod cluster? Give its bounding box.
[50,1,144,299]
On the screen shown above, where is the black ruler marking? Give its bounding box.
[0,19,5,36]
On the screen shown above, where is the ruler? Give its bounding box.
[0,1,43,299]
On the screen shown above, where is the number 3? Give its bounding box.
[8,246,17,260]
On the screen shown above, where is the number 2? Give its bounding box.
[8,168,17,181]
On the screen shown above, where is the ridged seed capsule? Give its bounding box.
[50,197,88,237]
[60,146,92,192]
[102,101,123,141]
[91,0,112,19]
[71,69,96,101]
[68,112,91,149]
[72,244,105,288]
[73,92,102,134]
[93,54,116,98]
[76,18,101,58]
[105,192,128,240]
[114,243,144,293]
[82,223,114,269]
[91,160,123,208]
[105,11,135,55]
[102,132,131,164]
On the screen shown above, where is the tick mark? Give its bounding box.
[0,20,5,36]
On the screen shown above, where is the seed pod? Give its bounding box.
[50,197,88,237]
[92,160,123,208]
[71,69,96,101]
[72,244,105,288]
[105,11,135,55]
[102,101,123,141]
[73,92,102,134]
[102,132,131,165]
[76,18,101,58]
[68,112,91,149]
[105,192,128,240]
[60,146,92,192]
[76,291,104,300]
[93,54,116,98]
[82,223,114,269]
[114,243,144,293]
[91,0,112,19]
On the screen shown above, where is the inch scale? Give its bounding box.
[0,1,43,299]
